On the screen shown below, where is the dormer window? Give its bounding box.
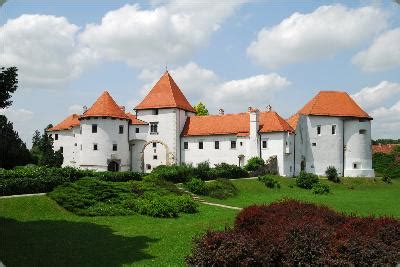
[150,122,158,134]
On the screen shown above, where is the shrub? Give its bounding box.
[94,171,142,182]
[258,175,280,189]
[184,178,208,195]
[312,183,330,194]
[192,161,216,181]
[150,164,194,183]
[296,171,319,189]
[206,178,238,199]
[186,200,400,265]
[325,166,340,183]
[382,173,392,184]
[212,163,248,179]
[244,157,264,172]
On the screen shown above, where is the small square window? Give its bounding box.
[55,134,58,140]
[353,163,358,169]
[93,144,98,150]
[153,155,157,160]
[312,142,317,146]
[199,141,203,149]
[135,128,139,133]
[153,109,159,115]
[113,144,117,151]
[153,142,157,148]
[184,142,188,150]
[215,141,219,149]
[146,164,151,170]
[262,140,267,149]
[231,140,236,149]
[74,143,77,146]
[317,125,321,135]
[240,142,243,146]
[92,124,97,133]
[332,125,336,135]
[119,125,124,134]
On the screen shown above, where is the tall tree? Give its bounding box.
[0,67,18,109]
[194,102,209,116]
[31,125,63,167]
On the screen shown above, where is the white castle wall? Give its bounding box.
[50,127,80,168]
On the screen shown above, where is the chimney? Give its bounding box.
[248,107,260,157]
[218,108,224,115]
[119,106,125,112]
[83,105,88,113]
[266,105,272,112]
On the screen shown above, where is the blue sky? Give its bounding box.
[1,0,399,147]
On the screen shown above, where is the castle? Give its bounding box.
[47,71,374,177]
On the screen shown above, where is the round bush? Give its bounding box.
[312,183,330,194]
[244,157,264,172]
[325,166,340,183]
[296,171,319,189]
[258,175,281,189]
[185,178,208,195]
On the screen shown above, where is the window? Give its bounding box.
[353,163,359,169]
[312,142,317,146]
[199,141,203,149]
[49,134,52,138]
[262,140,267,149]
[113,144,117,151]
[74,143,77,146]
[119,125,124,134]
[59,147,63,153]
[153,142,157,148]
[146,164,151,170]
[55,134,58,140]
[215,141,219,149]
[135,128,139,133]
[317,125,321,135]
[150,122,158,134]
[80,144,82,150]
[93,143,98,150]
[231,140,237,149]
[152,109,159,115]
[80,127,82,134]
[332,125,336,135]
[153,155,158,160]
[92,124,97,133]
[240,142,243,146]
[184,142,188,150]
[359,129,367,134]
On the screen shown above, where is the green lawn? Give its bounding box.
[1,177,399,266]
[0,196,237,267]
[203,177,400,217]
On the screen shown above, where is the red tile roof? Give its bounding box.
[126,113,148,125]
[298,91,371,119]
[286,113,301,130]
[80,91,130,120]
[181,111,294,137]
[47,114,80,131]
[372,144,399,154]
[135,71,196,113]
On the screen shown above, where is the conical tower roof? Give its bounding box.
[135,71,196,112]
[80,91,129,119]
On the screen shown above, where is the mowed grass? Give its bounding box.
[203,177,400,218]
[0,196,237,267]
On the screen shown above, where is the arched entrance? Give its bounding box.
[108,161,119,172]
[141,140,170,172]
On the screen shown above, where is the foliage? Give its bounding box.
[31,126,63,167]
[244,157,264,172]
[382,174,392,184]
[258,175,281,189]
[372,139,400,145]
[205,178,238,199]
[373,152,400,179]
[150,164,194,183]
[186,200,400,265]
[0,166,143,196]
[312,183,330,194]
[193,102,209,116]
[0,66,18,109]
[184,178,208,195]
[0,115,32,169]
[212,163,249,179]
[325,166,340,183]
[49,177,198,217]
[296,171,319,189]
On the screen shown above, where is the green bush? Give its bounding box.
[312,183,330,194]
[193,161,216,180]
[382,174,392,184]
[373,152,400,178]
[212,163,249,179]
[296,171,319,189]
[206,178,239,199]
[150,164,194,183]
[258,175,280,189]
[49,177,198,218]
[94,171,142,182]
[325,166,340,183]
[244,157,264,172]
[185,178,208,195]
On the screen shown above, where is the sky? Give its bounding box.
[1,0,399,147]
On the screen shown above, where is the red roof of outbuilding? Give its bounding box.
[47,114,80,131]
[126,113,148,125]
[80,91,129,120]
[286,113,301,130]
[298,91,371,119]
[372,144,399,154]
[135,71,196,113]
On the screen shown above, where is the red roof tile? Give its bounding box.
[135,71,196,112]
[286,113,301,130]
[126,113,148,125]
[298,91,371,119]
[47,114,80,131]
[372,144,399,154]
[181,111,293,137]
[80,91,129,120]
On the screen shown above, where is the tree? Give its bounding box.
[31,126,63,167]
[194,102,209,116]
[0,66,18,109]
[0,115,32,169]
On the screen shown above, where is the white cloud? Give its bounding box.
[370,100,400,138]
[68,104,83,114]
[0,14,95,89]
[352,81,400,110]
[133,62,290,113]
[352,28,400,72]
[79,2,244,67]
[247,5,387,69]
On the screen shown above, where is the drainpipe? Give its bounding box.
[342,119,345,177]
[293,132,296,177]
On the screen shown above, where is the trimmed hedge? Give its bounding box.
[186,200,400,265]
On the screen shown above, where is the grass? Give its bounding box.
[0,195,236,267]
[203,176,400,218]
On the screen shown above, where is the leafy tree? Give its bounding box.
[194,102,209,116]
[30,125,63,167]
[0,66,18,109]
[0,115,32,169]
